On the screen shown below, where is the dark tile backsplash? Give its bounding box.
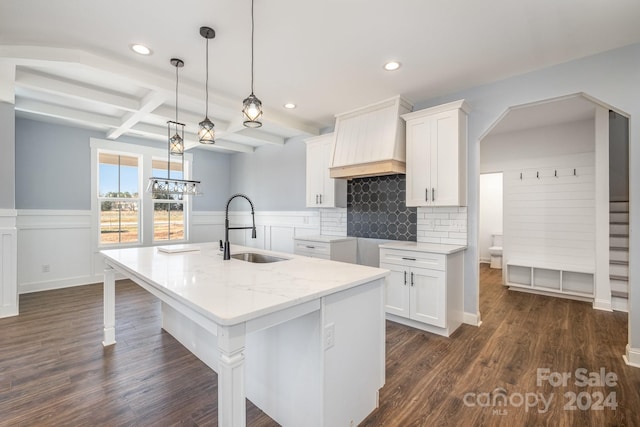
[347,174,417,241]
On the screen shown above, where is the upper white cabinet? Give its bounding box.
[402,100,470,207]
[305,134,346,208]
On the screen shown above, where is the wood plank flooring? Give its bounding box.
[1,264,638,426]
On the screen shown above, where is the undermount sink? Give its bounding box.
[230,252,289,263]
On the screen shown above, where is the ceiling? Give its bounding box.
[2,0,640,154]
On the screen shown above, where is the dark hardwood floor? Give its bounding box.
[1,264,638,426]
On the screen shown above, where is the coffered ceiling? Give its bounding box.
[1,0,640,153]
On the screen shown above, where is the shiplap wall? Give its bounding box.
[503,152,595,270]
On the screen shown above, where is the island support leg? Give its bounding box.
[217,323,247,427]
[102,265,116,346]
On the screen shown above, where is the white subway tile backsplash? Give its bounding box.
[416,206,468,245]
[320,208,347,236]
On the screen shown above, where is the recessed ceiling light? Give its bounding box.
[384,61,401,71]
[131,44,152,55]
[283,103,296,109]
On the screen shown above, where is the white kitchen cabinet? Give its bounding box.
[402,99,470,207]
[305,134,346,208]
[294,235,356,263]
[379,243,465,337]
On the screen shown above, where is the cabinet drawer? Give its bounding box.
[294,240,330,256]
[380,248,446,271]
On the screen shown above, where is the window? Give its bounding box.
[91,138,194,248]
[152,159,185,242]
[98,152,141,245]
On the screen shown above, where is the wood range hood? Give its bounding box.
[329,95,413,180]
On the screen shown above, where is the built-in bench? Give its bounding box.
[505,260,594,301]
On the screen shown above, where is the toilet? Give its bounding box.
[488,233,503,269]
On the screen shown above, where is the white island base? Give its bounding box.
[101,244,387,427]
[161,279,384,427]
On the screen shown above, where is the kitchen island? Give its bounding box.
[101,243,388,427]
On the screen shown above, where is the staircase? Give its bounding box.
[610,201,629,301]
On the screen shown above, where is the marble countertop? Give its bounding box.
[378,241,467,254]
[101,243,388,326]
[293,235,357,243]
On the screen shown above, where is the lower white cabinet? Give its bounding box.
[294,236,357,263]
[380,244,465,337]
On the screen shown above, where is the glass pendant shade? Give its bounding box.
[243,0,263,129]
[242,93,263,128]
[170,132,184,155]
[198,116,215,144]
[199,26,216,144]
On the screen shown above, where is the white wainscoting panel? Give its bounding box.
[17,210,98,294]
[16,210,320,295]
[0,209,18,317]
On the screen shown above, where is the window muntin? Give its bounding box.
[152,159,186,242]
[98,153,141,245]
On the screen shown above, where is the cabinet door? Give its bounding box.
[410,267,446,327]
[405,118,432,207]
[380,263,409,317]
[431,110,460,206]
[305,138,327,207]
[317,138,335,207]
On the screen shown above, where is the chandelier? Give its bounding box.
[147,58,202,198]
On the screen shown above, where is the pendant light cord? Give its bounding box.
[175,63,179,128]
[250,0,255,94]
[205,37,209,117]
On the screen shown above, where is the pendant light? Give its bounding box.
[146,58,202,198]
[169,58,185,155]
[199,26,216,144]
[242,0,263,128]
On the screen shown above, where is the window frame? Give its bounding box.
[90,138,194,249]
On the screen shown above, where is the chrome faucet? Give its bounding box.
[223,193,257,260]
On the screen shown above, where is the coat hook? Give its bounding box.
[554,170,558,178]
[537,171,539,179]
[573,168,577,176]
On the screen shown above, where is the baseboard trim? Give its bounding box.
[623,345,640,369]
[593,298,613,312]
[0,305,19,319]
[463,311,482,327]
[19,275,103,294]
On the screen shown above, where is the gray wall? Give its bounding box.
[192,149,232,211]
[15,117,231,210]
[411,42,640,345]
[0,102,15,209]
[229,135,307,211]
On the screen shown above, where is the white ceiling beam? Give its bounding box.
[1,45,320,136]
[106,91,167,139]
[235,128,285,146]
[0,63,15,104]
[15,69,139,112]
[129,122,254,154]
[15,98,121,127]
[152,105,231,131]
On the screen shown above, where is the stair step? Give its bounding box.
[610,263,629,277]
[610,213,629,223]
[611,290,629,299]
[610,236,629,248]
[609,201,629,209]
[610,249,629,263]
[610,260,629,265]
[610,274,629,281]
[610,224,629,235]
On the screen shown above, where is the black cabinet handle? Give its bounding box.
[404,271,407,285]
[402,257,416,261]
[411,272,414,286]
